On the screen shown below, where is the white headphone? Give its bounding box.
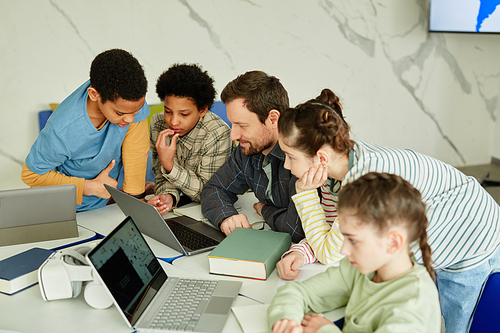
[38,242,112,309]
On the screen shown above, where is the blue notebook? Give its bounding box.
[0,247,54,295]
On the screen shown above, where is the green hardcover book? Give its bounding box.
[207,228,291,280]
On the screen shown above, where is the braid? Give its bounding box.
[419,225,435,279]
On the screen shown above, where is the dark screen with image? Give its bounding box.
[88,217,166,323]
[98,247,144,314]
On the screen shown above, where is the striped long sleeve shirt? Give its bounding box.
[291,141,500,272]
[288,183,343,264]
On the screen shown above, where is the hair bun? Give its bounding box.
[316,89,343,116]
[317,108,336,130]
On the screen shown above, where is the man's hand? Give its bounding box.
[220,214,251,235]
[156,129,179,173]
[272,319,303,333]
[295,164,328,194]
[83,159,118,198]
[148,194,174,216]
[253,202,265,217]
[276,251,305,280]
[301,314,333,333]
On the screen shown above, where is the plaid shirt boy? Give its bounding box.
[150,111,232,205]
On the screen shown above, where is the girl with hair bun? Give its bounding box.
[276,89,500,333]
[268,173,441,333]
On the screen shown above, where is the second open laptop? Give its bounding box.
[86,215,242,332]
[104,184,225,256]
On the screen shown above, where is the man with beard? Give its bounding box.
[200,71,304,243]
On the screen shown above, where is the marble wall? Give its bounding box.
[1,0,499,190]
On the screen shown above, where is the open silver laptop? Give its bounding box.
[0,184,78,245]
[86,215,242,333]
[104,184,225,255]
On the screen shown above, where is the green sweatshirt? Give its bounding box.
[268,257,440,333]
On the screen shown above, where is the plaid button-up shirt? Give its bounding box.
[201,142,305,243]
[150,111,232,204]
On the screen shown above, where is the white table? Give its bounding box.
[75,203,278,331]
[0,202,341,333]
[0,204,270,333]
[0,260,256,333]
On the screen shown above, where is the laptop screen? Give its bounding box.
[87,216,167,325]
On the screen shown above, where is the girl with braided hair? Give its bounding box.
[268,172,440,333]
[276,89,500,333]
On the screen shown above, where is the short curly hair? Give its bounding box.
[89,49,147,103]
[156,63,216,110]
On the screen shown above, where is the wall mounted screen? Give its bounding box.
[429,0,500,33]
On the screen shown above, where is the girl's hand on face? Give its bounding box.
[295,164,328,194]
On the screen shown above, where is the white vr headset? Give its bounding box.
[38,241,112,309]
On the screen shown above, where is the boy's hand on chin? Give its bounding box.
[156,129,179,173]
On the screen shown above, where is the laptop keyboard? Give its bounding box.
[150,278,218,331]
[166,221,219,250]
